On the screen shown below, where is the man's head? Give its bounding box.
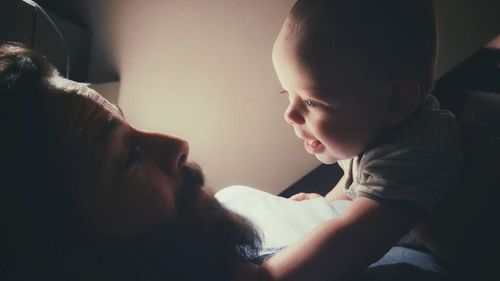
[272,0,437,163]
[0,42,260,281]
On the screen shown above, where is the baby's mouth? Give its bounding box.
[304,139,325,154]
[307,139,322,148]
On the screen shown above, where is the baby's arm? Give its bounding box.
[290,173,350,202]
[259,197,417,281]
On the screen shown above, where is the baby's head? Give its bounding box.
[272,0,437,164]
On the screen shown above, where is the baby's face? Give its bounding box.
[272,22,390,164]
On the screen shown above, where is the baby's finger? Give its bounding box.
[307,193,322,199]
[289,193,308,201]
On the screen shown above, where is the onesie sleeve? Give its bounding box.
[354,143,463,215]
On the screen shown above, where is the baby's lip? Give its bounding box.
[295,132,322,148]
[306,139,322,148]
[304,138,325,154]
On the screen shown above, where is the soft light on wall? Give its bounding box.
[86,0,317,194]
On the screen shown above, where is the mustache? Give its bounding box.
[180,162,205,190]
[176,162,206,215]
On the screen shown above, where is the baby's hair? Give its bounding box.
[287,0,437,94]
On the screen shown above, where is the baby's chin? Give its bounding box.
[314,145,357,164]
[314,152,339,165]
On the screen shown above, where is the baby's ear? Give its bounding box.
[384,77,422,126]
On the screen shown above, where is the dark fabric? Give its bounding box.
[412,121,500,281]
[462,91,500,137]
[360,263,451,281]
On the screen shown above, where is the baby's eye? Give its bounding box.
[304,99,319,108]
[121,145,142,170]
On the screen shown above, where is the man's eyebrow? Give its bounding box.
[98,117,122,142]
[115,105,125,118]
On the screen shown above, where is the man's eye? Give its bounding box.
[122,145,141,169]
[304,99,319,108]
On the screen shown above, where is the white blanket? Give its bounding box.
[215,185,351,253]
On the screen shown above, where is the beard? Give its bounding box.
[114,162,262,281]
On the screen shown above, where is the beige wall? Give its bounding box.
[85,0,500,194]
[87,0,318,194]
[434,0,500,78]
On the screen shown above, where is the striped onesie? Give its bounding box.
[338,95,463,216]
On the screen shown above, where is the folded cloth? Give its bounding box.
[215,185,350,255]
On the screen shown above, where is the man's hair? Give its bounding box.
[0,42,142,281]
[288,0,438,94]
[0,43,261,281]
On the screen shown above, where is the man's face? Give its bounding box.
[272,20,390,164]
[47,79,216,236]
[43,79,261,278]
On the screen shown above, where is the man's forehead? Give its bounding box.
[88,89,124,119]
[45,78,124,135]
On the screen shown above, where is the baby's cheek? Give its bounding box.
[317,120,345,143]
[321,128,362,159]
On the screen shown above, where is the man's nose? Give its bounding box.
[141,132,189,174]
[284,101,305,125]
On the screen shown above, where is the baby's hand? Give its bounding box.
[289,192,322,201]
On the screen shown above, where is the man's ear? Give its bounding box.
[383,77,422,126]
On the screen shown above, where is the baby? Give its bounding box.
[277,0,464,212]
[276,0,463,217]
[238,0,464,280]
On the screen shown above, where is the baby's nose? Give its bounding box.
[284,103,305,125]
